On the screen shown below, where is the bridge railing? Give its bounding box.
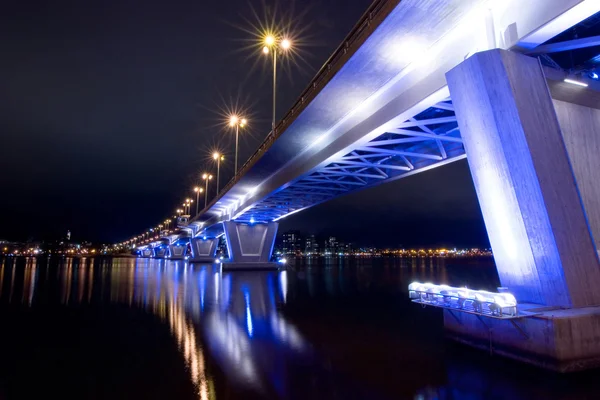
[193,0,398,222]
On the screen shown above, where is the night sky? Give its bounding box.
[0,0,488,248]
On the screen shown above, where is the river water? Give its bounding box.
[0,256,599,399]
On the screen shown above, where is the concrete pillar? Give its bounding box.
[189,237,219,263]
[223,221,278,268]
[445,49,600,371]
[447,49,600,308]
[154,246,168,258]
[140,248,153,258]
[552,98,600,254]
[169,242,188,260]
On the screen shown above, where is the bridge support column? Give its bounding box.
[445,49,600,371]
[222,221,279,269]
[154,246,168,258]
[189,237,219,263]
[169,242,188,260]
[140,247,153,258]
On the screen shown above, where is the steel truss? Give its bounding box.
[234,100,464,223]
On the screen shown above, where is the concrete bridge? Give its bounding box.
[135,0,600,371]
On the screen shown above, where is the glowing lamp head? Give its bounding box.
[262,46,269,54]
[212,152,219,160]
[265,35,275,46]
[229,115,239,127]
[194,186,199,192]
[202,173,208,180]
[281,38,291,50]
[240,118,247,127]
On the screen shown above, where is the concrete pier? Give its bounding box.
[446,49,600,371]
[222,221,279,270]
[168,243,187,260]
[189,237,219,263]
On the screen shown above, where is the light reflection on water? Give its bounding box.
[2,256,600,399]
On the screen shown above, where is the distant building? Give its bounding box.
[325,236,338,254]
[217,236,228,257]
[304,234,319,255]
[282,231,302,255]
[344,242,354,254]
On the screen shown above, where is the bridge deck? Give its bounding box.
[184,0,599,236]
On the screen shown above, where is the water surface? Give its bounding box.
[0,256,599,399]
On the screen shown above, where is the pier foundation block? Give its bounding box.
[222,221,279,269]
[446,49,600,371]
[189,237,219,263]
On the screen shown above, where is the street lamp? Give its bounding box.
[202,173,213,208]
[185,198,193,215]
[213,152,225,194]
[193,186,204,215]
[229,116,247,174]
[262,34,292,132]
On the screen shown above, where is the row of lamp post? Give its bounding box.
[181,34,292,217]
[123,32,293,245]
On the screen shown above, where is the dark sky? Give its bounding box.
[0,0,488,247]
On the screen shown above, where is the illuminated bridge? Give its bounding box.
[163,0,600,264]
[142,0,600,372]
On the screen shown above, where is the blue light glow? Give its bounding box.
[244,288,253,337]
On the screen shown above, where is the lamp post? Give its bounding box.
[185,199,193,215]
[263,35,292,132]
[193,186,204,215]
[202,173,213,208]
[229,116,247,174]
[212,152,225,194]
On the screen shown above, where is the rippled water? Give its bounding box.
[0,256,599,399]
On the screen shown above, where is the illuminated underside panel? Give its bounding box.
[234,101,463,223]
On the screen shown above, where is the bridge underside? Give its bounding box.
[233,102,463,223]
[150,0,600,371]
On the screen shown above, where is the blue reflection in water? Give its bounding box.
[121,259,326,398]
[5,256,575,399]
[243,286,253,338]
